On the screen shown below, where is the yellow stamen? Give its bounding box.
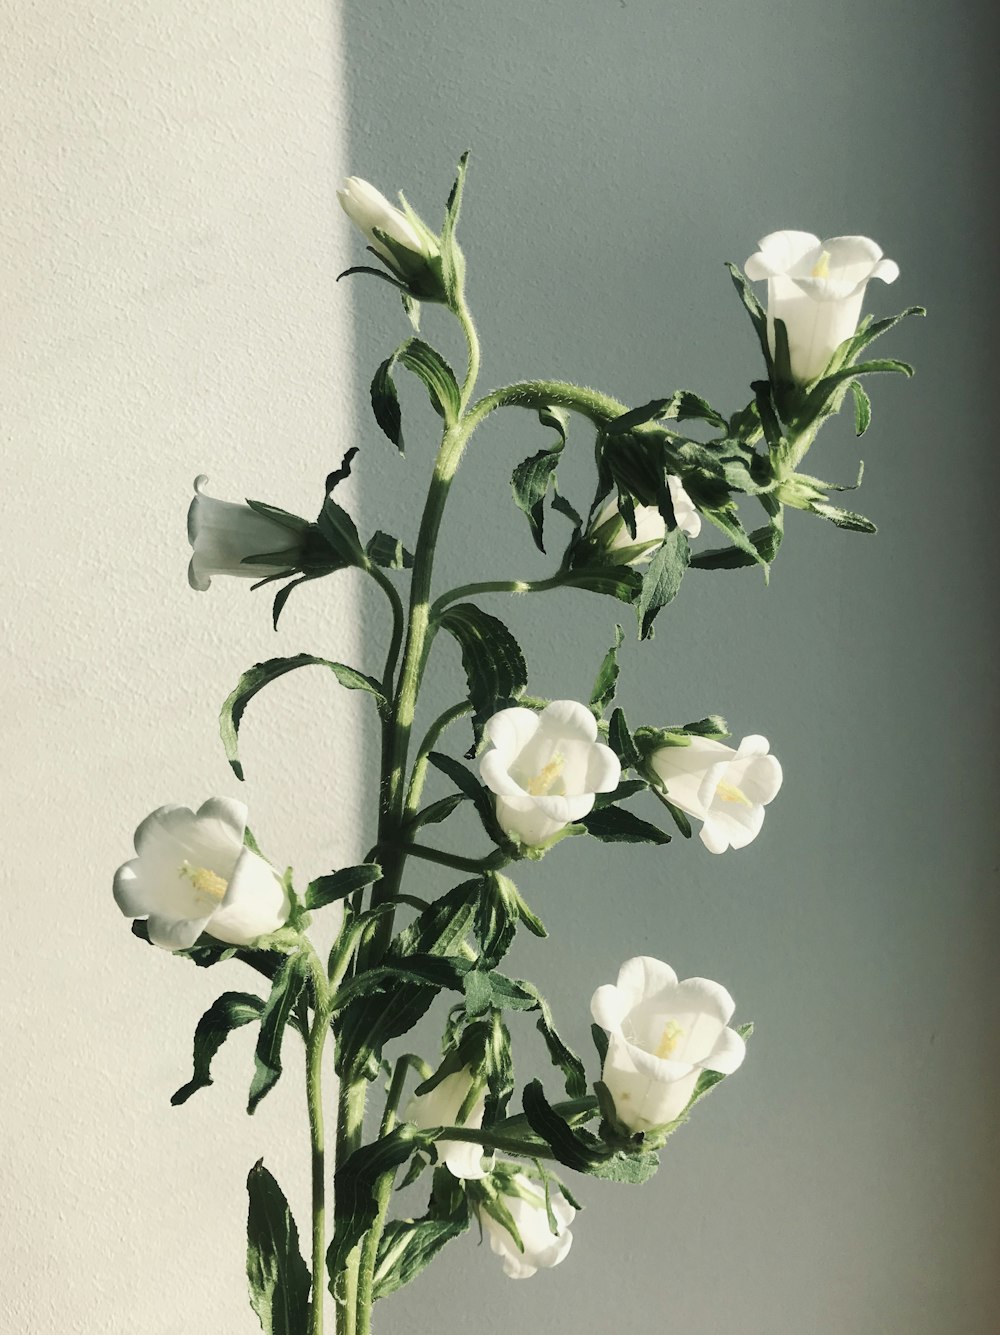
[810,249,831,279]
[655,1020,685,1059]
[526,755,565,796]
[180,862,229,902]
[716,780,753,808]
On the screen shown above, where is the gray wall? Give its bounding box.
[342,2,999,1332]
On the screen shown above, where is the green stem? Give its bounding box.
[456,294,481,412]
[332,1077,367,1335]
[367,564,405,695]
[430,573,568,620]
[404,700,473,813]
[402,841,508,874]
[304,952,331,1335]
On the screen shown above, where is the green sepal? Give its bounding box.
[366,531,414,569]
[605,390,728,435]
[171,991,265,1106]
[246,1160,311,1335]
[248,952,309,1114]
[636,529,690,639]
[589,624,624,716]
[305,863,382,911]
[316,449,367,566]
[439,151,469,311]
[436,603,528,734]
[221,655,387,780]
[558,563,642,603]
[591,1022,609,1067]
[850,380,872,436]
[579,805,671,845]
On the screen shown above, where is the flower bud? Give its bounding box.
[187,478,307,591]
[586,477,701,565]
[338,176,446,302]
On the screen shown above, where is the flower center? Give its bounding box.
[655,1019,685,1059]
[716,780,753,808]
[179,862,229,902]
[525,754,565,796]
[810,249,831,279]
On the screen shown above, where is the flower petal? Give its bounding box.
[744,230,820,279]
[494,796,568,846]
[113,860,158,917]
[536,699,598,743]
[590,983,629,1033]
[582,742,622,795]
[439,1139,492,1180]
[208,849,290,946]
[145,913,213,952]
[670,976,736,1026]
[701,1024,747,1075]
[483,707,541,762]
[615,955,679,1005]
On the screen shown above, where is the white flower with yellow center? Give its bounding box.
[588,476,701,564]
[479,700,621,847]
[744,230,899,383]
[649,734,782,854]
[591,955,746,1132]
[402,1067,492,1181]
[113,798,290,951]
[478,1168,576,1279]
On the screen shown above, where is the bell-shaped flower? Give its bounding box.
[187,477,306,591]
[402,1067,492,1181]
[648,734,782,854]
[587,477,701,564]
[480,700,621,847]
[591,955,746,1132]
[477,1167,575,1279]
[113,798,290,951]
[337,175,445,300]
[744,231,899,383]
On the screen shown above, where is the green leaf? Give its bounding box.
[366,531,414,569]
[592,778,648,810]
[371,354,403,449]
[590,1022,609,1066]
[372,1216,469,1301]
[332,955,473,1012]
[221,655,387,780]
[440,152,469,310]
[636,529,690,639]
[316,449,367,566]
[436,603,528,727]
[808,501,877,533]
[521,1080,606,1172]
[398,339,461,424]
[305,863,382,911]
[579,805,671,845]
[171,992,264,1106]
[426,751,511,847]
[849,380,872,436]
[606,390,728,435]
[589,625,624,716]
[608,707,642,770]
[586,1150,660,1184]
[328,1126,435,1285]
[337,263,413,294]
[246,1161,311,1335]
[561,564,643,603]
[841,304,925,363]
[409,791,468,830]
[248,953,307,1114]
[727,262,772,370]
[474,871,518,968]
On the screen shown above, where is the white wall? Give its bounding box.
[2,5,368,1331]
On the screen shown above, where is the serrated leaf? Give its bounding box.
[172,992,264,1106]
[366,531,414,569]
[246,1161,311,1335]
[397,339,461,425]
[606,391,728,435]
[589,625,624,716]
[221,655,387,780]
[372,1216,469,1301]
[371,354,403,449]
[305,863,382,911]
[436,603,527,726]
[637,529,690,639]
[248,953,307,1114]
[511,413,566,552]
[580,805,671,845]
[607,708,642,770]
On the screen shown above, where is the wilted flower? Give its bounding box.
[591,955,746,1132]
[187,477,305,591]
[745,230,899,383]
[588,477,701,563]
[113,798,289,951]
[648,734,782,854]
[480,700,621,847]
[477,1167,575,1279]
[403,1067,492,1181]
[337,176,444,300]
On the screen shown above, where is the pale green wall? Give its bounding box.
[342,2,1000,1331]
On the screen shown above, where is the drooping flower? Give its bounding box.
[591,955,746,1132]
[744,231,899,383]
[648,734,782,854]
[337,176,444,299]
[479,700,621,847]
[187,477,306,591]
[587,476,701,564]
[113,798,290,950]
[477,1167,576,1279]
[402,1067,492,1181]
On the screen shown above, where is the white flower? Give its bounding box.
[478,1169,575,1279]
[744,231,899,383]
[649,734,782,854]
[479,700,621,847]
[591,955,746,1132]
[187,477,303,591]
[589,476,701,563]
[113,798,290,951]
[403,1067,492,1181]
[337,175,433,266]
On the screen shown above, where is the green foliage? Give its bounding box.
[246,1161,312,1335]
[580,805,671,845]
[372,1215,469,1301]
[305,864,382,912]
[366,531,414,569]
[248,953,308,1114]
[637,529,691,639]
[435,603,527,731]
[220,655,387,781]
[510,406,570,551]
[589,625,624,715]
[370,338,462,451]
[439,151,469,310]
[172,992,266,1106]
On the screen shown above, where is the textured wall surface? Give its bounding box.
[3,1,999,1333]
